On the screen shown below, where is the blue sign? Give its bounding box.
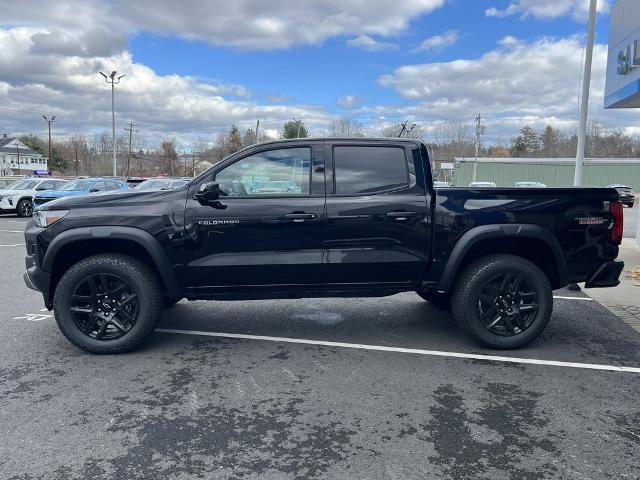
[34,170,50,175]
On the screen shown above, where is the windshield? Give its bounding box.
[8,179,40,190]
[59,180,94,191]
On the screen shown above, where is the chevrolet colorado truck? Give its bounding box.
[23,138,624,353]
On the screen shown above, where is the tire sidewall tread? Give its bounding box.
[451,254,553,349]
[53,254,163,354]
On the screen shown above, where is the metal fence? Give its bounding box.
[452,158,640,190]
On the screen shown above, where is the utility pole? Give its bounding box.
[574,0,597,187]
[42,115,55,167]
[13,142,20,174]
[473,114,485,182]
[192,152,196,178]
[99,71,125,177]
[398,120,410,138]
[74,141,79,176]
[296,118,302,138]
[124,121,136,179]
[255,119,260,143]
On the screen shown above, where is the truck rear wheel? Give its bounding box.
[415,290,452,310]
[452,254,552,349]
[53,254,163,354]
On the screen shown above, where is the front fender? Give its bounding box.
[42,226,181,299]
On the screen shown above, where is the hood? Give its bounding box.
[34,189,86,199]
[36,188,179,210]
[0,189,29,197]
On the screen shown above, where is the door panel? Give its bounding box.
[323,143,431,285]
[183,144,325,289]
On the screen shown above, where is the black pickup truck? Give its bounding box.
[23,138,624,353]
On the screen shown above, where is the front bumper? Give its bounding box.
[0,198,17,211]
[23,222,52,308]
[585,260,624,288]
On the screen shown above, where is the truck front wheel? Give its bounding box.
[53,254,164,354]
[452,254,552,349]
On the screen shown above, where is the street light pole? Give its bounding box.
[574,0,597,186]
[42,115,55,169]
[100,71,125,177]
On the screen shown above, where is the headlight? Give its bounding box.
[34,209,69,228]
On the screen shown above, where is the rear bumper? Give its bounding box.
[585,260,624,288]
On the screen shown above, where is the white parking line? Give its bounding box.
[0,229,24,233]
[0,243,25,247]
[155,328,640,374]
[553,296,593,301]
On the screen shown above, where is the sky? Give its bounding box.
[0,0,636,150]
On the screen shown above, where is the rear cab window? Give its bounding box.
[331,145,411,195]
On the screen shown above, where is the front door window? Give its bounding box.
[215,147,311,197]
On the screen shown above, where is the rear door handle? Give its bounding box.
[385,211,417,219]
[284,212,317,222]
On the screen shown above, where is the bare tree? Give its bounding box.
[330,118,365,137]
[382,122,424,139]
[161,138,178,176]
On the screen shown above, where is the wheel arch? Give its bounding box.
[43,226,181,302]
[437,224,567,292]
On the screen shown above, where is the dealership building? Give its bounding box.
[605,0,640,108]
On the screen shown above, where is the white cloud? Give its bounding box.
[412,30,459,53]
[0,26,331,145]
[337,95,364,109]
[0,0,445,51]
[0,0,450,144]
[498,35,521,47]
[377,36,640,138]
[346,35,398,52]
[485,0,610,21]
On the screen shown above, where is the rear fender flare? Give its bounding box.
[438,224,567,291]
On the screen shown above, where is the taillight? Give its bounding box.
[610,201,623,245]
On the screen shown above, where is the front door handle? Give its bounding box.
[385,211,417,219]
[284,212,317,222]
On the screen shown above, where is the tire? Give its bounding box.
[416,290,452,310]
[626,202,635,208]
[451,254,552,349]
[16,198,32,217]
[53,254,164,354]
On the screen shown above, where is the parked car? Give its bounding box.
[469,181,497,188]
[514,181,547,188]
[24,138,623,353]
[135,178,189,191]
[607,184,635,207]
[0,177,23,189]
[433,181,451,188]
[0,178,68,217]
[33,178,129,209]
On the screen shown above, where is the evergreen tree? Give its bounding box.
[225,125,243,155]
[282,120,308,139]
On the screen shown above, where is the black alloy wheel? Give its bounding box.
[53,254,163,354]
[452,254,553,349]
[70,273,139,340]
[17,199,32,217]
[476,272,539,337]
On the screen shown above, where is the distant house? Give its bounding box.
[0,134,49,175]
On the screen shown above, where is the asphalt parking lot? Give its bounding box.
[1,214,639,479]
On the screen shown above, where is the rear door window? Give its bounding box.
[333,146,408,195]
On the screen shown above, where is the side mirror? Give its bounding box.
[89,188,100,193]
[35,186,46,191]
[195,182,220,204]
